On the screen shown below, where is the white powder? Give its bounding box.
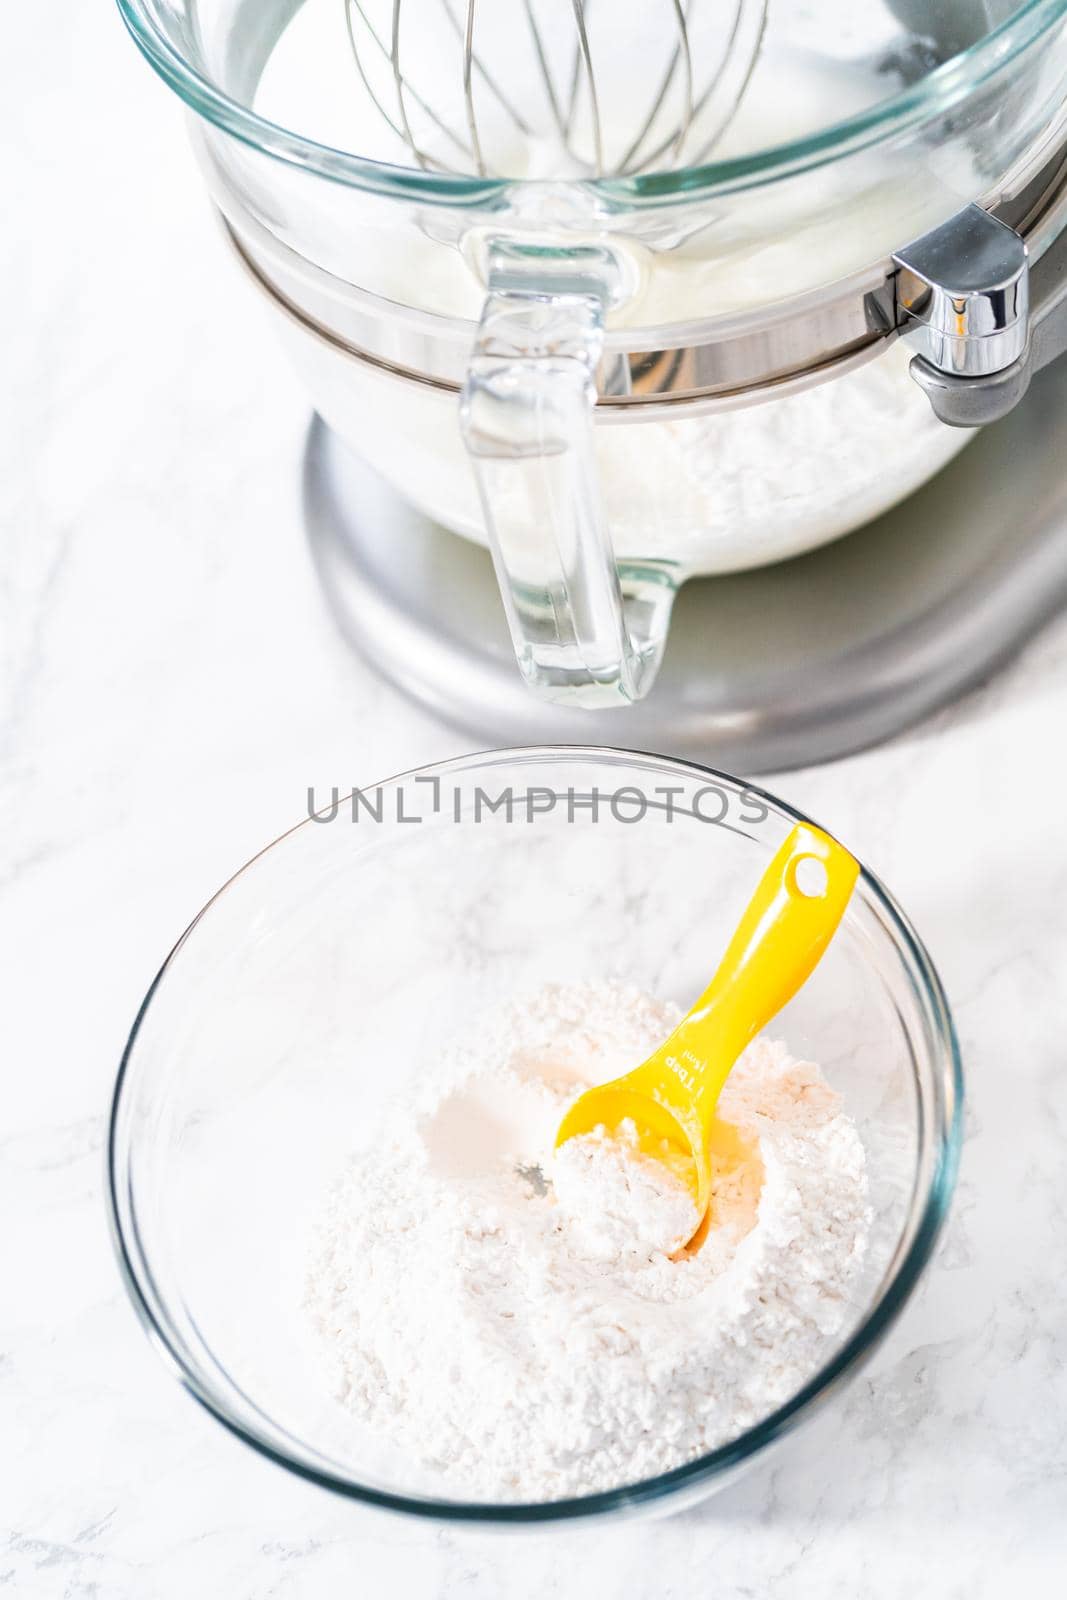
[552,1120,701,1259]
[306,982,871,1499]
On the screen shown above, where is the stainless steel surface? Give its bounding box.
[304,358,1067,772]
[894,205,1029,376]
[342,0,767,179]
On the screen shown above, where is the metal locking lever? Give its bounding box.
[896,202,1067,427]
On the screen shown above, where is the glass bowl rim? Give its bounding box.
[107,743,963,1525]
[116,0,1067,206]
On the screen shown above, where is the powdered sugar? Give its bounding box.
[305,981,871,1499]
[552,1120,700,1258]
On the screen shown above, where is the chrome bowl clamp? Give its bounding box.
[896,200,1067,427]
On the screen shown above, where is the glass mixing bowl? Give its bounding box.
[108,748,961,1523]
[117,1,1067,707]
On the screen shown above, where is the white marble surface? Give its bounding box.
[5,4,1067,1594]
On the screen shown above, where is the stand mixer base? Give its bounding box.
[304,362,1067,773]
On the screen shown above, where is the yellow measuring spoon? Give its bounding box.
[555,823,859,1250]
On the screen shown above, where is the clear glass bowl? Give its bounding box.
[115,1,1067,703]
[118,1,1067,314]
[118,3,1067,210]
[280,324,972,576]
[108,748,962,1523]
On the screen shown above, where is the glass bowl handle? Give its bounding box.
[459,243,673,707]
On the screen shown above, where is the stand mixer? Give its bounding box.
[118,0,1067,765]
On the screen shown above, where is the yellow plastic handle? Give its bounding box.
[555,823,859,1227]
[677,822,860,1105]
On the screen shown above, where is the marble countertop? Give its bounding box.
[5,5,1067,1595]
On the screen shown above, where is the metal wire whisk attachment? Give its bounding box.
[343,0,768,179]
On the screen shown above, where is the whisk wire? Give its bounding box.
[522,0,569,146]
[345,0,475,171]
[614,0,694,176]
[461,0,487,174]
[570,1,604,176]
[391,0,424,165]
[669,0,695,166]
[441,0,532,138]
[686,0,768,168]
[343,0,766,181]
